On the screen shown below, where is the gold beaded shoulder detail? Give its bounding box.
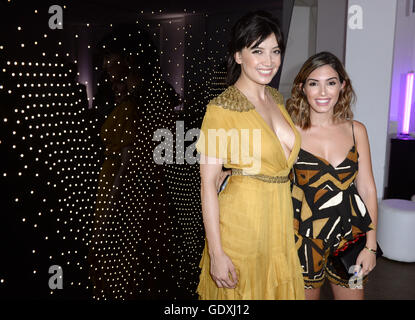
[208,86,254,112]
[208,85,284,112]
[266,86,284,106]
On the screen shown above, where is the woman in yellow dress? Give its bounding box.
[196,11,305,300]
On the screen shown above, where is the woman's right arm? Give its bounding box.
[200,154,238,289]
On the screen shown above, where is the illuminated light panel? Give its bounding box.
[1,2,234,300]
[402,72,414,134]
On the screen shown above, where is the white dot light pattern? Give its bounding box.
[0,2,236,300]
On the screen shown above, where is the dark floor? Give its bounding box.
[320,257,415,300]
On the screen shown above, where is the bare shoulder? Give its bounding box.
[352,120,370,148]
[352,120,368,136]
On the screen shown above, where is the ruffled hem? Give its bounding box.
[196,248,305,300]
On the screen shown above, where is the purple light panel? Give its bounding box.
[403,72,414,134]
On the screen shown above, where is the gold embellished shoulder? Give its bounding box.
[207,85,284,112]
[266,86,284,106]
[207,86,254,112]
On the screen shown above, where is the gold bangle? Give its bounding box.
[365,246,377,255]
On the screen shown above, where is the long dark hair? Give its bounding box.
[286,51,356,129]
[226,11,284,86]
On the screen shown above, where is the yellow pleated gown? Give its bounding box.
[196,85,305,300]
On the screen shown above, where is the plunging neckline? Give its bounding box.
[232,85,299,165]
[299,145,357,169]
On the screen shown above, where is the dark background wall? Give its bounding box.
[0,0,294,300]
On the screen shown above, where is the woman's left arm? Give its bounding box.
[353,121,378,275]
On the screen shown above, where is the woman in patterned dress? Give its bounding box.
[286,51,379,300]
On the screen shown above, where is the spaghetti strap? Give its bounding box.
[351,121,356,146]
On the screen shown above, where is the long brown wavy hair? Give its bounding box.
[286,51,356,129]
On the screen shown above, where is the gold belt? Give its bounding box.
[231,168,289,183]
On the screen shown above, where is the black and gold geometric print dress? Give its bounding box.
[290,122,375,288]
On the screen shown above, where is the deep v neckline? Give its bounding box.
[300,145,356,169]
[232,85,299,165]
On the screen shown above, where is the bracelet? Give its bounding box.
[365,246,377,255]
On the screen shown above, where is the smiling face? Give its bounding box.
[234,33,281,86]
[302,64,345,115]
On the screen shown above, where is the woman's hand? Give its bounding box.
[355,247,377,277]
[209,251,238,289]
